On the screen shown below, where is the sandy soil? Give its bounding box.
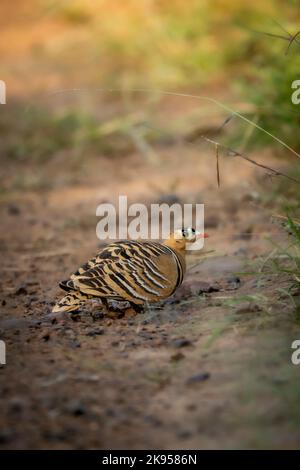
[1,141,300,450]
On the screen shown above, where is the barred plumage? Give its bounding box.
[53,228,205,314]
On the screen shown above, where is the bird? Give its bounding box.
[52,227,207,315]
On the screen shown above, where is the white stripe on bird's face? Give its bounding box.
[174,227,196,242]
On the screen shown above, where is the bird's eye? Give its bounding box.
[192,228,195,233]
[181,229,186,237]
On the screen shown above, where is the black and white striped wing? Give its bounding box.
[72,241,184,304]
[59,242,127,292]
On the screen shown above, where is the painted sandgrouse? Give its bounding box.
[53,228,206,314]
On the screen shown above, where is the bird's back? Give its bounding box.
[60,239,186,305]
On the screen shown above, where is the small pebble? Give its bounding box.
[65,401,86,416]
[7,203,21,215]
[86,327,105,337]
[186,372,210,384]
[15,285,28,296]
[227,276,241,290]
[171,338,191,348]
[170,352,185,362]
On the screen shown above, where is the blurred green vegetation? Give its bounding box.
[230,26,300,151]
[0,102,162,192]
[261,215,300,320]
[0,106,87,162]
[40,0,300,96]
[1,0,300,181]
[0,105,139,163]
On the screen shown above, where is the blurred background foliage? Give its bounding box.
[0,0,300,187]
[38,0,299,88]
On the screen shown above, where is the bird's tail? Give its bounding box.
[52,291,90,313]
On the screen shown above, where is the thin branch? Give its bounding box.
[285,29,300,55]
[202,136,300,185]
[247,20,300,52]
[272,19,300,46]
[215,143,220,188]
[216,113,235,133]
[249,28,293,42]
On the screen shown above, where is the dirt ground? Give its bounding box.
[0,0,300,450]
[1,134,300,450]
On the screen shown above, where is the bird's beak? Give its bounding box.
[195,231,209,239]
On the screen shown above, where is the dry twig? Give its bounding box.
[202,136,300,186]
[249,20,300,54]
[215,143,220,188]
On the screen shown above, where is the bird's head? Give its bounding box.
[164,227,208,252]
